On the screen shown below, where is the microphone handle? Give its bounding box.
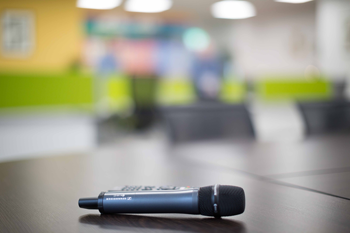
[99,189,200,214]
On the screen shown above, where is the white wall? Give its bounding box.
[0,113,96,162]
[316,0,350,80]
[208,2,317,79]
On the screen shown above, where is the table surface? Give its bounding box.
[1,134,350,233]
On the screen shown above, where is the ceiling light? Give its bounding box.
[275,0,313,3]
[125,0,172,13]
[77,0,122,10]
[211,0,256,19]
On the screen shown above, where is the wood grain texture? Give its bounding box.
[278,171,350,199]
[79,214,246,233]
[0,137,350,233]
[174,135,350,176]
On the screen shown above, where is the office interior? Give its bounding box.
[0,1,349,165]
[2,1,350,232]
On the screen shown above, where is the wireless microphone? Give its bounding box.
[79,184,245,218]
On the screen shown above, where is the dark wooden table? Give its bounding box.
[1,135,350,233]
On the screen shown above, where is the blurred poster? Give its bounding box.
[85,15,185,39]
[83,15,190,77]
[117,39,156,75]
[1,10,35,58]
[82,15,221,87]
[155,40,192,78]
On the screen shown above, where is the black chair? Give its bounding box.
[161,102,255,144]
[298,99,350,135]
[130,75,158,130]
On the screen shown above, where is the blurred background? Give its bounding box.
[0,0,350,162]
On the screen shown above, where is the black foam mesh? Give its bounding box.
[218,185,245,216]
[198,186,214,216]
[198,185,245,217]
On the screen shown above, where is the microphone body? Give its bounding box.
[102,189,199,214]
[79,185,245,218]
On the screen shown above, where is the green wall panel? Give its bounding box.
[256,77,333,101]
[0,73,93,109]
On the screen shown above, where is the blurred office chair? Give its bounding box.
[130,75,158,130]
[298,100,350,135]
[161,102,255,144]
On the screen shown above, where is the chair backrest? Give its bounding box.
[298,100,350,135]
[161,103,255,144]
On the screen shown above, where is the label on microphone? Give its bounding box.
[110,185,195,192]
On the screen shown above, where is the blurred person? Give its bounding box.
[191,43,223,101]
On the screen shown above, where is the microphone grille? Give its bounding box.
[219,185,245,216]
[198,186,213,216]
[198,185,245,217]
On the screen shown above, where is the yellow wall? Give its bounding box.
[0,0,83,73]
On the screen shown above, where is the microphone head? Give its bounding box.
[198,185,245,217]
